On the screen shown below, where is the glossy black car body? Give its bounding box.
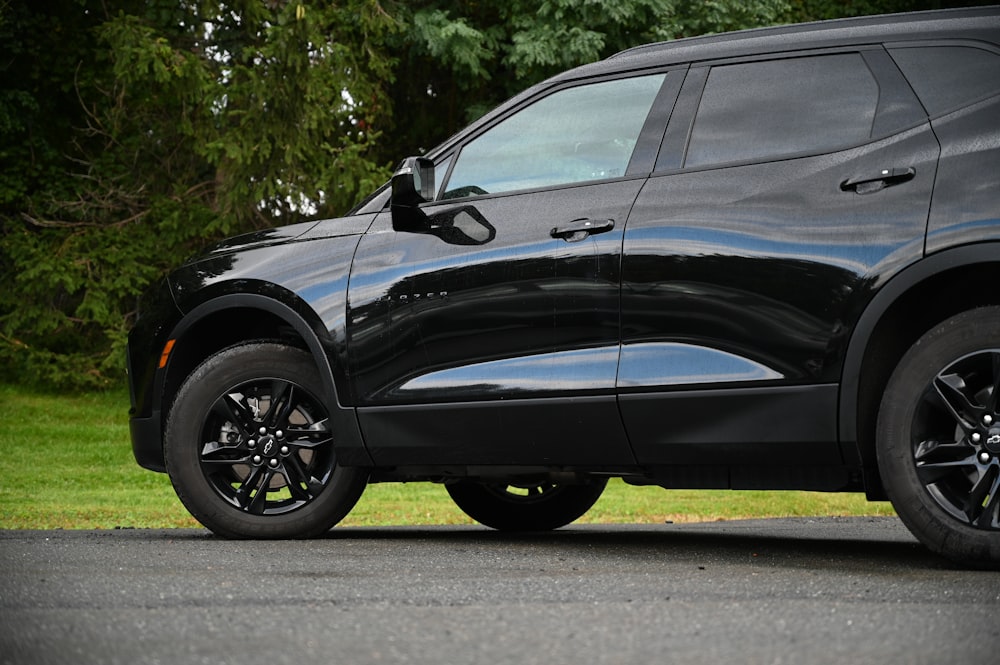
[128,8,1000,565]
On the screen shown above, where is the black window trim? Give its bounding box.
[626,67,688,177]
[860,48,927,140]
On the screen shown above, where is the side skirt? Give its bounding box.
[357,395,635,467]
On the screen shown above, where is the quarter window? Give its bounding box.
[889,46,1000,116]
[685,54,879,168]
[442,75,665,199]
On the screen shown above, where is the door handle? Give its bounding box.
[550,218,615,242]
[840,167,915,194]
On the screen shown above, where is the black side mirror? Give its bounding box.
[426,206,496,246]
[391,157,435,230]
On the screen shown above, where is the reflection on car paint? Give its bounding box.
[617,342,784,388]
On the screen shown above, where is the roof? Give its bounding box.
[553,6,1000,82]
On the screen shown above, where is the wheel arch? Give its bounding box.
[840,243,1000,498]
[154,287,370,469]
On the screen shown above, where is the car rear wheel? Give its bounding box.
[877,307,1000,568]
[165,343,367,539]
[446,478,607,531]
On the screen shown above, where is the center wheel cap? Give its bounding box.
[258,435,276,457]
[985,427,1000,454]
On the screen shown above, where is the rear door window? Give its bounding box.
[685,54,879,168]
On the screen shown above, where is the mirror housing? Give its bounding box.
[391,157,435,231]
[426,206,496,246]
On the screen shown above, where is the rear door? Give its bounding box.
[618,48,940,478]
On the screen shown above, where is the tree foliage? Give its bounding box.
[1,0,396,388]
[0,0,980,390]
[371,0,796,164]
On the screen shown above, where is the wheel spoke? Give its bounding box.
[234,466,268,512]
[967,467,1000,526]
[915,439,974,465]
[988,351,1000,413]
[973,475,1000,529]
[284,477,312,503]
[932,373,981,432]
[285,434,333,449]
[201,439,244,459]
[282,455,325,502]
[285,420,332,448]
[213,393,255,436]
[246,470,275,515]
[282,455,310,496]
[297,457,327,495]
[915,438,978,484]
[265,380,295,429]
[201,448,251,466]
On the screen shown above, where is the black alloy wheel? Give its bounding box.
[877,307,1000,568]
[165,343,367,539]
[446,478,608,531]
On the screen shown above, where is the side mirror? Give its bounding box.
[391,157,434,231]
[391,157,435,207]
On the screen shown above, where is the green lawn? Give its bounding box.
[0,384,894,530]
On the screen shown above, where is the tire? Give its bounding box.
[164,343,367,539]
[877,307,1000,569]
[446,478,608,531]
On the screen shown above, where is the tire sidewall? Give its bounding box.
[165,343,366,539]
[877,308,1000,567]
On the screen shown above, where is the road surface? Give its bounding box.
[2,517,998,664]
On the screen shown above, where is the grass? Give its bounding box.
[0,384,894,530]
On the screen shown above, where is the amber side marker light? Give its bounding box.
[158,339,176,369]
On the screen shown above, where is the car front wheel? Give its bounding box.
[877,307,1000,568]
[446,478,607,531]
[165,343,367,539]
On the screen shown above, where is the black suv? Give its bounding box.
[128,8,1000,567]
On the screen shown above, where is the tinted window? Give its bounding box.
[889,46,1000,116]
[443,75,665,199]
[686,54,878,168]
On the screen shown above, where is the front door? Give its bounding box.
[347,73,671,466]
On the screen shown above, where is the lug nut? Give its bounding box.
[979,452,991,464]
[984,415,994,426]
[280,446,289,455]
[252,455,262,465]
[247,439,256,449]
[276,430,284,439]
[259,426,267,435]
[268,458,279,468]
[972,433,982,443]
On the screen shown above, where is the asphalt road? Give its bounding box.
[1,517,998,665]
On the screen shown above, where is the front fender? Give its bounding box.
[130,228,374,471]
[168,292,371,467]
